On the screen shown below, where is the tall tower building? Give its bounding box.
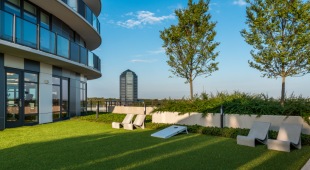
[0,0,102,130]
[120,69,138,105]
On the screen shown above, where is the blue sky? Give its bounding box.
[88,0,310,99]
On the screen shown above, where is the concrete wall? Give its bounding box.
[39,63,53,124]
[108,106,154,115]
[152,112,310,135]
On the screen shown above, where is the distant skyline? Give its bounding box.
[88,0,310,99]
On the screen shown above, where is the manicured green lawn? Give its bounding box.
[1,119,310,170]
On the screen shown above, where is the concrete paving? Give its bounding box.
[301,158,310,170]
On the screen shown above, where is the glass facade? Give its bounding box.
[62,0,100,34]
[0,1,101,72]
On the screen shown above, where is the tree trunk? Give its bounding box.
[189,78,194,100]
[280,76,286,106]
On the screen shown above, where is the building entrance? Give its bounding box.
[5,69,38,128]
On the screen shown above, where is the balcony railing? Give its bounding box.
[0,10,101,72]
[61,0,100,34]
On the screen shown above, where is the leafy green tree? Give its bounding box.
[241,0,310,105]
[160,0,219,100]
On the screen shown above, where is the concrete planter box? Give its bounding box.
[152,112,310,135]
[108,106,154,115]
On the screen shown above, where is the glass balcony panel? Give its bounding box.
[4,2,21,16]
[80,46,88,65]
[88,52,94,68]
[0,11,14,41]
[57,35,69,58]
[15,17,37,48]
[93,54,99,70]
[0,10,101,72]
[40,27,56,54]
[70,41,79,62]
[67,0,78,12]
[85,6,92,24]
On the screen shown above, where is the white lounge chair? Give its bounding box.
[124,114,146,130]
[237,121,271,147]
[267,123,302,152]
[112,114,134,129]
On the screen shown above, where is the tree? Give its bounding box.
[241,0,310,105]
[160,0,219,100]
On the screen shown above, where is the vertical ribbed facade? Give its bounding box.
[120,69,138,104]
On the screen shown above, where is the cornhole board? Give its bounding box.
[151,125,188,139]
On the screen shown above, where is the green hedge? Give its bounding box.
[152,92,310,125]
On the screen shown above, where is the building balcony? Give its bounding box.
[29,0,101,50]
[83,0,101,16]
[0,9,101,80]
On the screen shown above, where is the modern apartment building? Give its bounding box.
[0,0,102,130]
[120,69,138,105]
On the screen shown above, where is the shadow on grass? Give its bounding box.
[1,123,310,170]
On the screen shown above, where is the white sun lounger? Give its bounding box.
[237,121,271,147]
[267,123,302,152]
[124,114,146,130]
[112,114,134,129]
[151,125,188,139]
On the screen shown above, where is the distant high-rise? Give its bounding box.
[120,69,138,104]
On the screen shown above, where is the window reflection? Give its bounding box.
[24,72,38,123]
[52,85,61,120]
[62,79,69,118]
[80,82,86,114]
[53,76,69,121]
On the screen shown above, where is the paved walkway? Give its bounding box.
[301,158,310,170]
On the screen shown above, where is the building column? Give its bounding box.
[0,53,5,130]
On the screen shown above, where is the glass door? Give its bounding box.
[6,70,23,127]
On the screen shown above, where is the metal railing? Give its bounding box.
[0,9,101,72]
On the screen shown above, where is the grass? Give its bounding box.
[1,119,310,169]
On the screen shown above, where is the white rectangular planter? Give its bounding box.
[152,112,310,135]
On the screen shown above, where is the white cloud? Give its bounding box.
[233,0,247,6]
[130,59,156,63]
[147,48,165,55]
[117,11,175,28]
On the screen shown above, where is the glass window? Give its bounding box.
[52,77,60,85]
[53,76,70,120]
[24,1,36,14]
[24,72,38,124]
[7,0,20,6]
[80,82,86,114]
[23,2,36,23]
[61,79,69,118]
[24,72,37,82]
[40,12,49,29]
[52,85,60,120]
[4,1,21,16]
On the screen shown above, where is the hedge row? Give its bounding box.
[152,92,310,125]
